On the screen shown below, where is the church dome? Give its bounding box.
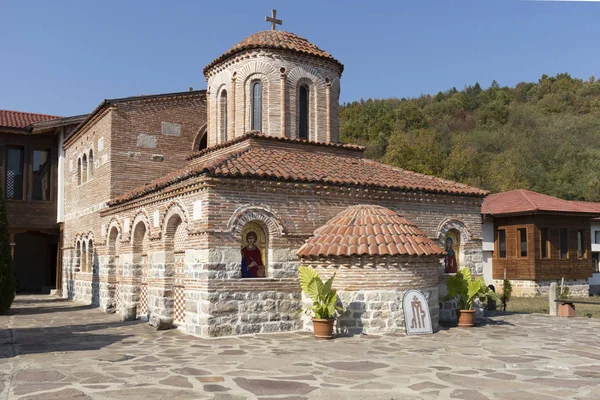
[203,30,344,75]
[297,205,445,258]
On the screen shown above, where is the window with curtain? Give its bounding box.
[298,85,309,140]
[32,149,50,201]
[251,80,262,131]
[5,147,24,200]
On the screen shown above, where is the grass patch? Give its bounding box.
[504,296,600,318]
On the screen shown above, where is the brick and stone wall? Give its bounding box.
[206,49,341,145]
[491,278,589,298]
[63,173,482,337]
[301,256,440,335]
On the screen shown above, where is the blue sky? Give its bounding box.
[1,0,599,116]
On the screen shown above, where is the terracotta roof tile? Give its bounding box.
[482,189,600,216]
[0,109,61,129]
[204,30,343,75]
[108,133,487,207]
[297,205,445,258]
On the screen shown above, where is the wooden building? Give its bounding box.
[482,190,600,297]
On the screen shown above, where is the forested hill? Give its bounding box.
[340,74,600,201]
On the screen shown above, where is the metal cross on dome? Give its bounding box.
[265,9,282,30]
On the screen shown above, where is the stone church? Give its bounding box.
[7,13,488,336]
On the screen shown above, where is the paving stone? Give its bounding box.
[12,383,68,395]
[450,389,490,400]
[196,376,225,383]
[317,361,388,371]
[409,381,448,391]
[14,370,65,382]
[203,384,229,392]
[233,378,317,396]
[159,375,193,388]
[20,388,91,399]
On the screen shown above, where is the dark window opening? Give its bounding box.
[577,230,585,259]
[541,228,549,259]
[518,228,527,257]
[559,228,568,259]
[498,229,506,258]
[32,149,51,201]
[219,90,228,142]
[198,133,207,151]
[6,147,24,200]
[298,86,309,140]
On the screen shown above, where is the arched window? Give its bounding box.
[219,89,228,142]
[77,158,82,186]
[298,85,309,140]
[81,240,87,272]
[75,241,81,271]
[198,133,207,151]
[88,239,94,273]
[251,80,262,131]
[81,154,88,184]
[88,150,94,180]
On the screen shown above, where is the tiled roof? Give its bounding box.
[108,133,488,207]
[0,109,61,129]
[482,189,600,216]
[186,131,364,161]
[204,30,344,74]
[297,205,445,258]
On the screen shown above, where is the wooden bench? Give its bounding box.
[554,299,600,317]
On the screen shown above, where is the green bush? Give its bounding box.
[501,278,512,311]
[0,185,16,314]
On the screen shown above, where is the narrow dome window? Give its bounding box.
[298,85,309,140]
[251,80,262,131]
[219,89,228,142]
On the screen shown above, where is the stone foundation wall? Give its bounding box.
[318,286,439,335]
[491,278,589,298]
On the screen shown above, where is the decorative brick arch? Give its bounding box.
[162,200,189,236]
[287,66,326,90]
[130,211,151,245]
[435,218,473,244]
[236,61,279,84]
[105,218,122,246]
[227,205,285,239]
[209,70,232,95]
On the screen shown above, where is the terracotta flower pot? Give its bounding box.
[457,309,475,327]
[558,303,576,317]
[312,318,335,340]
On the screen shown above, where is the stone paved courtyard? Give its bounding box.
[1,296,600,399]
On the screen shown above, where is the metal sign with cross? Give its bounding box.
[265,9,282,30]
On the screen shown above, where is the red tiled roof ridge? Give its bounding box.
[0,109,62,129]
[186,131,365,161]
[203,30,344,75]
[297,204,445,258]
[482,189,600,216]
[362,159,475,190]
[109,141,487,208]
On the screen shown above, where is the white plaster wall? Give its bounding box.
[482,251,493,284]
[482,218,494,251]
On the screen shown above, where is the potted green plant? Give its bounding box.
[298,266,342,340]
[445,267,499,327]
[557,286,574,317]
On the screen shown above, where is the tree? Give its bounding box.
[0,185,16,314]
